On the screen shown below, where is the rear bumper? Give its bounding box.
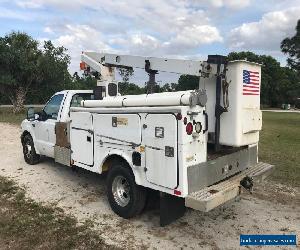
[187,146,258,193]
[185,162,274,212]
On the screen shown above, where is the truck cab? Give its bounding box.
[21,90,93,159]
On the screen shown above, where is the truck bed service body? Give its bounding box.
[21,53,273,226]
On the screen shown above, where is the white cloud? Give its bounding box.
[51,24,113,73]
[13,0,211,34]
[109,24,222,57]
[111,34,160,55]
[190,0,251,9]
[225,0,251,9]
[16,0,43,8]
[220,0,251,9]
[0,6,31,20]
[43,27,53,34]
[31,0,224,61]
[15,0,252,11]
[168,25,223,49]
[228,7,300,51]
[3,0,299,83]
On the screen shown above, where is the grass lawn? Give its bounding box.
[0,176,116,249]
[0,107,299,186]
[259,111,300,187]
[0,107,26,125]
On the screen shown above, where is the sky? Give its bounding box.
[0,0,299,85]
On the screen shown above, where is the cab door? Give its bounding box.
[144,114,178,189]
[34,93,65,158]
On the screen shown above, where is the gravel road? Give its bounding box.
[0,122,299,249]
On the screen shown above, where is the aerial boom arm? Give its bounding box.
[81,51,219,77]
[80,51,229,153]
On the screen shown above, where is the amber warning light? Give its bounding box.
[80,61,86,70]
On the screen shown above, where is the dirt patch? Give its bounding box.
[0,122,299,249]
[248,181,300,207]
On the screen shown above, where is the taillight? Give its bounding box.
[186,122,193,135]
[174,190,181,196]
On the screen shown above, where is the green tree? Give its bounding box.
[27,40,71,104]
[160,83,171,92]
[282,67,300,105]
[160,83,178,92]
[0,32,42,112]
[118,67,140,95]
[0,32,72,111]
[228,51,296,107]
[119,82,144,95]
[281,19,300,72]
[68,73,97,90]
[176,75,199,91]
[118,67,134,83]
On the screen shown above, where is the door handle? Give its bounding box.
[203,110,208,134]
[87,136,91,142]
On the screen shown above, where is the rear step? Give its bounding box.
[185,162,274,212]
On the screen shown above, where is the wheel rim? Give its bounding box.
[24,141,32,158]
[112,175,130,207]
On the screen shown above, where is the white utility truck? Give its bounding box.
[21,52,273,226]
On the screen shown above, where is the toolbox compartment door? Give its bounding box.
[144,114,178,189]
[93,114,142,146]
[70,112,94,166]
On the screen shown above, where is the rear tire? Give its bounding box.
[22,134,40,165]
[106,161,147,218]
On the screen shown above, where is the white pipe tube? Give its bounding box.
[82,98,124,107]
[81,90,194,108]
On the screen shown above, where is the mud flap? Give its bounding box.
[160,192,186,226]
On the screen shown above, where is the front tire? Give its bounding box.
[22,134,40,165]
[106,161,147,218]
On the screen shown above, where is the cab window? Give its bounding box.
[43,94,64,120]
[70,93,94,107]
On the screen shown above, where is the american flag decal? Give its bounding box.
[243,70,260,95]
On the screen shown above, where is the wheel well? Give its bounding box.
[102,154,130,173]
[21,131,31,143]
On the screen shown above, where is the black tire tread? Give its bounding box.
[106,161,147,219]
[22,134,40,165]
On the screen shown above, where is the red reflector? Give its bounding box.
[174,190,181,196]
[186,122,193,135]
[176,113,182,120]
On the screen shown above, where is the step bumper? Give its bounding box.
[185,162,274,212]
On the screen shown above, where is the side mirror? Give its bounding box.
[27,107,35,120]
[38,110,47,121]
